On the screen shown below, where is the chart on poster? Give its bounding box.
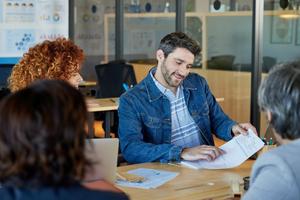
[0,0,68,59]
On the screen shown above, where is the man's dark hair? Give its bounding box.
[158,32,201,57]
[0,80,91,187]
[258,61,300,140]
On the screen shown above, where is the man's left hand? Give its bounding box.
[231,123,257,136]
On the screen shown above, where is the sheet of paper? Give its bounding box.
[116,168,179,189]
[181,129,264,169]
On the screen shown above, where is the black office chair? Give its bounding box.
[94,61,137,138]
[94,60,137,98]
[94,61,137,165]
[207,55,235,71]
[263,56,276,73]
[0,64,14,88]
[0,64,13,101]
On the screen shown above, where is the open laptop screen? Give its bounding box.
[84,138,119,183]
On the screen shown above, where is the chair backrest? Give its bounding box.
[84,138,119,183]
[94,61,137,98]
[0,64,14,88]
[263,56,276,73]
[207,55,235,70]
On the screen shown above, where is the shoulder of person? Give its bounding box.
[184,73,208,90]
[87,190,129,200]
[187,72,207,83]
[255,144,290,166]
[119,81,149,110]
[64,185,129,200]
[253,146,295,182]
[120,82,146,99]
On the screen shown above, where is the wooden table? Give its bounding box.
[79,81,97,87]
[79,81,97,96]
[86,97,118,138]
[114,161,253,200]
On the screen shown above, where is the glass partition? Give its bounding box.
[123,0,176,63]
[185,0,254,134]
[74,0,115,81]
[261,0,300,139]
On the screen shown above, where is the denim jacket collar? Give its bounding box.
[144,67,197,103]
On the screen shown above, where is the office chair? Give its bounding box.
[263,56,276,73]
[94,61,137,165]
[0,64,14,89]
[94,61,137,98]
[207,55,235,71]
[94,61,137,139]
[0,64,13,101]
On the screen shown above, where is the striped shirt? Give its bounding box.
[150,70,201,148]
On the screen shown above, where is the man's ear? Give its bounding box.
[156,49,165,62]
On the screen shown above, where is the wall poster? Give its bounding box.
[0,0,69,61]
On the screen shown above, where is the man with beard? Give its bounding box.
[118,32,256,164]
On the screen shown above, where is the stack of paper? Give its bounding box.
[116,168,179,189]
[181,129,264,169]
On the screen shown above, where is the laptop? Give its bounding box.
[84,138,119,183]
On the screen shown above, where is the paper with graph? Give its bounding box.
[181,129,264,169]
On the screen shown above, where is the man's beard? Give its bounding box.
[161,61,182,88]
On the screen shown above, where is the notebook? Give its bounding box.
[84,138,119,183]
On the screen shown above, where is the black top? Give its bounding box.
[0,88,10,101]
[0,184,129,200]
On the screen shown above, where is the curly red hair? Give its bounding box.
[8,38,84,92]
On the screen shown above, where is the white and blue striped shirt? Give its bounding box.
[151,71,201,148]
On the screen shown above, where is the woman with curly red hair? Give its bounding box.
[8,38,84,92]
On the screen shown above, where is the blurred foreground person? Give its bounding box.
[0,80,128,200]
[243,62,300,199]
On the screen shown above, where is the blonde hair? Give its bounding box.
[8,38,84,92]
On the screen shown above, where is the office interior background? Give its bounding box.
[1,0,300,135]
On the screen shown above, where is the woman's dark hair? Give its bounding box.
[258,61,300,140]
[0,80,91,187]
[158,32,201,58]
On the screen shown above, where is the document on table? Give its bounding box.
[181,129,264,169]
[116,168,179,189]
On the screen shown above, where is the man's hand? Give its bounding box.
[180,145,224,161]
[231,123,257,136]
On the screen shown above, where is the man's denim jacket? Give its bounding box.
[118,69,236,164]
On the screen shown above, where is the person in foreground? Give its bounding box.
[8,38,84,92]
[0,80,128,200]
[242,62,300,200]
[118,32,256,164]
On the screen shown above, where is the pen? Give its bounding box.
[122,83,129,91]
[167,162,181,167]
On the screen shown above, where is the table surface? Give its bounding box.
[86,97,118,112]
[85,161,253,200]
[86,97,224,113]
[79,81,97,87]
